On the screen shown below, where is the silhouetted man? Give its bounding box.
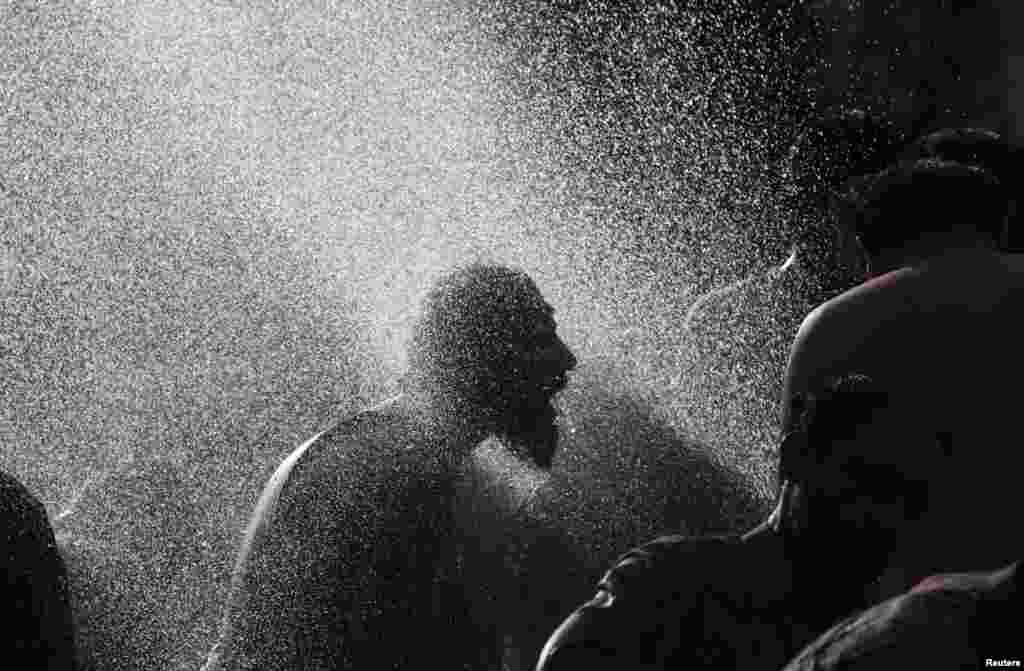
[0,469,76,670]
[203,263,576,671]
[683,109,904,495]
[781,160,1024,598]
[536,373,949,670]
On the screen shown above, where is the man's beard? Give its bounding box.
[500,399,561,469]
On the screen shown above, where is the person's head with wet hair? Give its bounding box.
[405,262,577,467]
[911,127,1023,251]
[853,159,1007,275]
[784,108,907,285]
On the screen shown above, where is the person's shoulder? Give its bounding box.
[271,398,445,517]
[784,561,1021,671]
[787,272,907,377]
[796,270,903,336]
[537,533,760,671]
[0,468,39,501]
[795,251,1024,345]
[598,533,744,599]
[782,570,995,671]
[909,560,1020,602]
[0,469,48,526]
[251,404,402,518]
[291,400,420,475]
[0,470,59,572]
[317,398,417,446]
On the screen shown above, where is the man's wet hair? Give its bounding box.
[853,159,1007,259]
[407,263,549,418]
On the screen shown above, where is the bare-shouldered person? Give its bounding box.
[782,159,1024,596]
[202,263,577,671]
[537,374,946,671]
[0,469,76,670]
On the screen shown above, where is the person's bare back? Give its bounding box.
[785,248,1024,442]
[784,239,1024,594]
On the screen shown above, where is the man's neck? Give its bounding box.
[394,389,492,463]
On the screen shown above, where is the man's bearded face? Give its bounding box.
[497,302,577,468]
[410,265,577,468]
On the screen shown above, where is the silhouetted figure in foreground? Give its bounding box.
[782,160,1024,597]
[0,469,76,670]
[784,561,1021,670]
[683,109,904,494]
[537,374,945,670]
[203,263,576,671]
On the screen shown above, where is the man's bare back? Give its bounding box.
[205,398,486,671]
[785,248,1024,433]
[783,247,1024,588]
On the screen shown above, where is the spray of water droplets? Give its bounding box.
[1,1,843,668]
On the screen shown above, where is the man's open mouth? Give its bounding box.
[541,374,568,396]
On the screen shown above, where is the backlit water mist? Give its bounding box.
[2,1,835,668]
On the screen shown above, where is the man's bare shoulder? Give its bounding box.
[794,251,1024,360]
[538,532,793,670]
[783,562,1020,671]
[795,269,912,339]
[597,534,749,600]
[788,268,921,385]
[292,400,426,478]
[251,400,429,527]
